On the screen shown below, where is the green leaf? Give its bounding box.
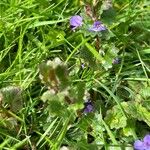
[85,42,105,63]
[105,105,127,129]
[107,101,150,128]
[140,87,150,99]
[123,125,134,137]
[103,44,119,70]
[39,58,68,89]
[79,46,96,68]
[122,102,150,127]
[55,64,69,90]
[47,94,66,117]
[41,90,56,103]
[77,82,86,103]
[39,61,57,87]
[46,29,65,48]
[101,8,116,25]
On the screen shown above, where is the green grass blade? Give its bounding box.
[36,117,58,147]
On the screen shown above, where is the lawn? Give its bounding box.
[0,0,150,149]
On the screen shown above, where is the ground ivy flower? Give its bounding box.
[89,21,106,32]
[83,101,93,114]
[134,140,145,150]
[81,63,85,69]
[134,134,150,150]
[113,58,120,64]
[70,15,83,30]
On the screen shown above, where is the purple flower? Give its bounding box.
[89,21,106,32]
[143,135,150,149]
[83,101,93,114]
[70,15,83,30]
[113,58,121,64]
[134,140,145,150]
[81,63,85,69]
[134,134,150,150]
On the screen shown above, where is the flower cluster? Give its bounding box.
[70,15,106,32]
[134,134,150,150]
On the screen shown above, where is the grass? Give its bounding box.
[0,0,150,149]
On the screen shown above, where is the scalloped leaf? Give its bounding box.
[105,105,127,129]
[122,102,150,127]
[39,58,69,90]
[105,101,150,129]
[140,87,150,99]
[0,86,23,112]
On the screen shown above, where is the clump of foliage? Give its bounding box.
[0,0,150,149]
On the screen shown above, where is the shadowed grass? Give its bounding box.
[0,0,150,149]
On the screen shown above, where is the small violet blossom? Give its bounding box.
[113,58,121,64]
[89,21,106,32]
[70,15,83,30]
[81,63,85,69]
[83,101,93,114]
[134,134,150,150]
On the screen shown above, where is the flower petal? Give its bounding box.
[134,140,145,150]
[70,15,83,30]
[83,101,93,114]
[89,21,106,32]
[144,135,150,145]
